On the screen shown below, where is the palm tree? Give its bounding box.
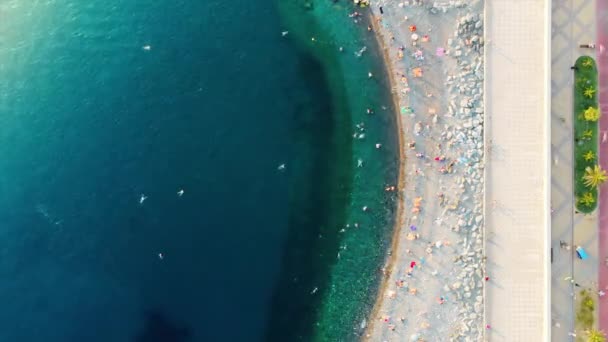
[587,329,606,342]
[584,107,601,122]
[583,129,594,139]
[582,58,594,68]
[578,192,595,207]
[584,86,597,98]
[579,192,596,207]
[583,165,608,188]
[584,151,596,162]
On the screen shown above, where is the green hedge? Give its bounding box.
[574,56,599,213]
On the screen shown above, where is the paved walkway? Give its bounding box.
[484,0,551,341]
[550,0,598,339]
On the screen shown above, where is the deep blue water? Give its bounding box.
[0,1,397,341]
[0,1,301,341]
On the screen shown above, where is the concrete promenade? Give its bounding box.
[484,0,551,340]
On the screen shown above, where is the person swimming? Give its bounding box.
[177,189,184,197]
[277,163,286,171]
[139,194,147,204]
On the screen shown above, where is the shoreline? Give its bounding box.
[364,12,407,340]
[271,2,411,340]
[362,1,486,340]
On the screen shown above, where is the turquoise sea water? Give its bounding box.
[0,1,397,341]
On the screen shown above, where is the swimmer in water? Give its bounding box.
[177,189,184,197]
[142,45,151,51]
[139,194,147,204]
[281,31,289,37]
[158,253,164,260]
[277,163,286,171]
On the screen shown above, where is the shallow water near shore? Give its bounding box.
[0,0,397,341]
[267,2,399,341]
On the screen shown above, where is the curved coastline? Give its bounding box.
[263,5,355,339]
[266,2,401,341]
[364,12,406,340]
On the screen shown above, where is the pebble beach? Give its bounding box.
[364,1,486,340]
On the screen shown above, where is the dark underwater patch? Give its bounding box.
[263,48,353,342]
[134,310,191,342]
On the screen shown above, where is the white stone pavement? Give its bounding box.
[484,0,552,341]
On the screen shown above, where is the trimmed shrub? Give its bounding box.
[574,56,600,213]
